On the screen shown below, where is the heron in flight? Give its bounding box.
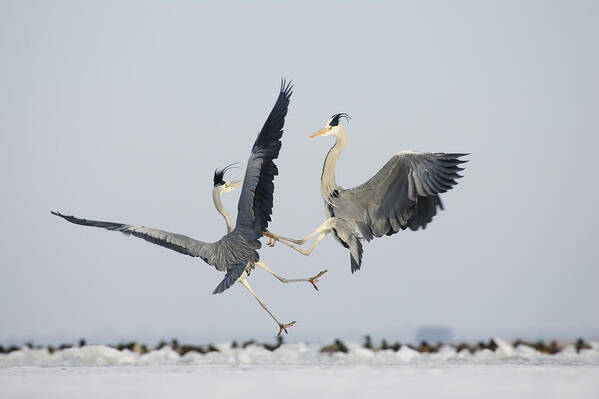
[211,163,327,288]
[52,80,305,335]
[266,113,468,272]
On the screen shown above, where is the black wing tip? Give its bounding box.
[280,78,294,98]
[445,153,470,162]
[440,152,469,158]
[436,153,469,168]
[51,210,81,223]
[212,286,223,295]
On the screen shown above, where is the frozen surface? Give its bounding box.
[2,340,599,398]
[2,339,599,367]
[2,364,599,399]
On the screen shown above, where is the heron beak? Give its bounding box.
[229,180,242,189]
[310,127,330,138]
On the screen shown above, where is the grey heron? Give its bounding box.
[211,163,327,288]
[52,80,302,335]
[265,113,468,272]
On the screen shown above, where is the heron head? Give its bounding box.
[310,113,350,138]
[213,163,242,194]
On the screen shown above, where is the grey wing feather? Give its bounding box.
[338,152,468,239]
[235,79,293,237]
[212,261,248,295]
[52,81,292,292]
[51,211,211,259]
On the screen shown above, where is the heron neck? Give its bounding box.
[321,127,347,202]
[212,188,234,233]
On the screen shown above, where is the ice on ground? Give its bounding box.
[1,364,599,399]
[2,341,599,399]
[2,339,598,367]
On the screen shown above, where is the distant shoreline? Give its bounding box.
[1,336,595,356]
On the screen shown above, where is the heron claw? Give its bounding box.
[277,321,297,336]
[264,230,278,247]
[309,269,328,291]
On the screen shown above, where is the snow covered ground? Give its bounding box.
[2,340,599,398]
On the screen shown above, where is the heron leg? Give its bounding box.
[265,231,306,245]
[278,232,330,257]
[255,261,328,290]
[265,218,335,247]
[239,279,296,336]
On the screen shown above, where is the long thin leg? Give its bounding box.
[265,218,335,247]
[273,232,329,257]
[239,279,296,336]
[255,261,328,290]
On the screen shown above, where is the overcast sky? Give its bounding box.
[1,1,598,345]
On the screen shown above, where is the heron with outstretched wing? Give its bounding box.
[266,113,468,272]
[211,163,327,287]
[53,80,304,335]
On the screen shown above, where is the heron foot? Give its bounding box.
[277,321,297,336]
[309,269,328,291]
[264,230,278,247]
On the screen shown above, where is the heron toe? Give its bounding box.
[264,231,278,247]
[309,269,328,291]
[277,321,297,336]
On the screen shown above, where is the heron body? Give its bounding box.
[53,80,298,334]
[267,113,468,272]
[211,164,327,291]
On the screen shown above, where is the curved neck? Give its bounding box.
[212,188,234,233]
[321,125,347,202]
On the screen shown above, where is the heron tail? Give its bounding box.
[349,235,363,273]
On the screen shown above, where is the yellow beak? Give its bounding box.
[310,127,330,138]
[229,180,242,188]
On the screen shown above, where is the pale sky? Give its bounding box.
[1,0,598,345]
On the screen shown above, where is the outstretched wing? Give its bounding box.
[235,79,293,237]
[51,211,211,258]
[337,152,468,240]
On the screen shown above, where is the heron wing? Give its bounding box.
[337,152,468,240]
[235,79,293,237]
[51,211,211,259]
